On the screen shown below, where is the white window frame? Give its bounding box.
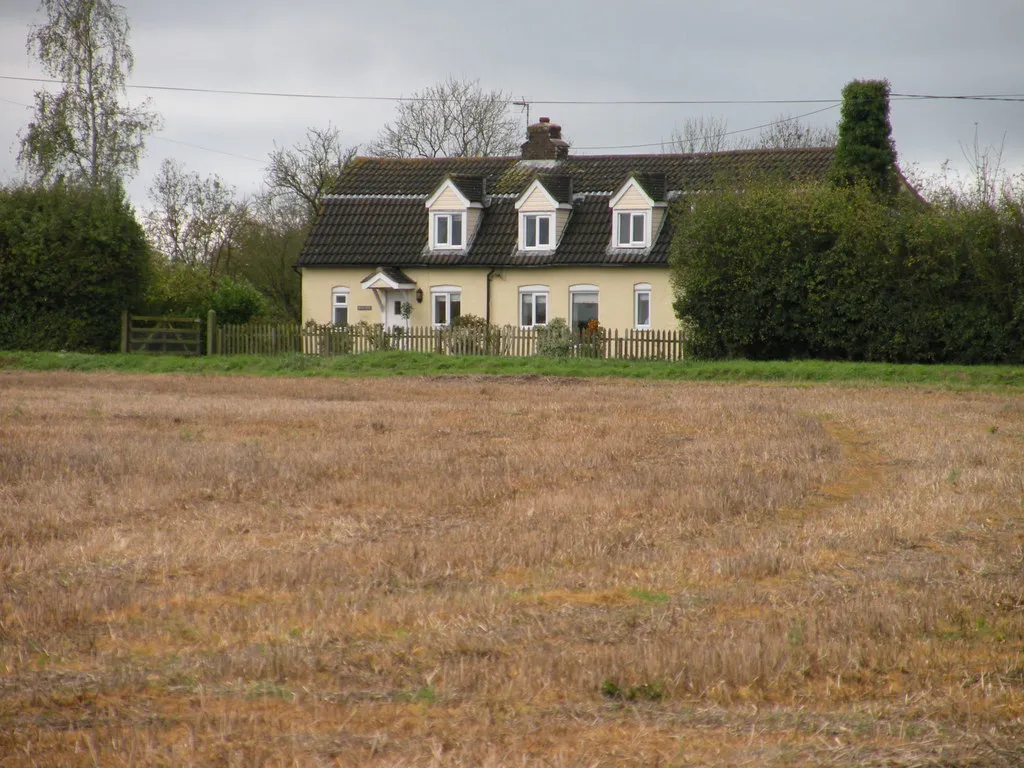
[520,212,554,250]
[519,284,549,328]
[634,283,652,330]
[431,212,464,250]
[332,287,350,327]
[614,210,649,248]
[431,285,462,327]
[569,284,600,331]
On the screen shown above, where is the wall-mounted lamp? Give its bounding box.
[415,288,424,304]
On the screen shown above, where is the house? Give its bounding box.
[297,119,834,332]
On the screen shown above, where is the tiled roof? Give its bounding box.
[535,173,573,205]
[448,175,486,203]
[631,173,668,202]
[300,147,835,269]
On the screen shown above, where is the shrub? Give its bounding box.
[442,314,497,355]
[671,181,1024,363]
[535,317,574,358]
[146,261,265,324]
[0,183,149,351]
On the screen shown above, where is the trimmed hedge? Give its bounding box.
[671,183,1024,363]
[0,184,149,351]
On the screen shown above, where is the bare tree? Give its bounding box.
[265,124,356,223]
[19,0,160,188]
[144,159,247,276]
[369,77,520,158]
[665,116,731,154]
[958,126,1009,207]
[756,113,836,149]
[667,114,836,154]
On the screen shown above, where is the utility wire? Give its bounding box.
[0,96,32,109]
[574,104,842,151]
[0,92,262,164]
[3,74,1024,104]
[3,74,1019,159]
[150,135,263,163]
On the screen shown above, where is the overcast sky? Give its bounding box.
[1,0,1022,209]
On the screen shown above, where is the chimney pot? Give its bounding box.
[521,117,569,161]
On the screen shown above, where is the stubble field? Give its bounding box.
[0,371,1022,766]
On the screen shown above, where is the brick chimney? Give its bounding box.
[521,117,569,161]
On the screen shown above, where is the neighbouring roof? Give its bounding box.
[299,147,835,269]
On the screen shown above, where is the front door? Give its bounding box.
[383,290,408,330]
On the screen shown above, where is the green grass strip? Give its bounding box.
[2,350,1023,390]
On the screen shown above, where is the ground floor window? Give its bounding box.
[570,285,599,331]
[332,287,349,326]
[634,283,651,329]
[432,286,461,326]
[519,286,548,327]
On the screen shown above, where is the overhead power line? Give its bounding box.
[2,74,1024,105]
[3,73,1020,161]
[150,135,263,163]
[574,105,842,151]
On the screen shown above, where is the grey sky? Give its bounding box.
[1,0,1022,209]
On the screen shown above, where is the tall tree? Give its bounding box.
[828,79,898,196]
[370,77,520,158]
[19,0,159,189]
[232,195,306,322]
[144,159,247,276]
[265,124,356,224]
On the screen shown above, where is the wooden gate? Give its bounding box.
[121,313,202,355]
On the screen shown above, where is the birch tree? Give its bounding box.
[18,0,159,189]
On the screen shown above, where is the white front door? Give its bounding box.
[383,290,408,329]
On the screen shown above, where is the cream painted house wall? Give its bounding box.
[517,187,554,212]
[489,268,674,329]
[651,207,666,237]
[302,268,489,327]
[301,267,677,331]
[429,188,464,209]
[614,185,650,209]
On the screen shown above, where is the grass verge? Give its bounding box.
[2,350,1023,389]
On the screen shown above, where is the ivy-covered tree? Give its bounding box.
[828,79,899,196]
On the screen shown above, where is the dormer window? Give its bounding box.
[521,213,553,249]
[615,211,648,247]
[426,176,483,252]
[432,212,463,249]
[515,176,572,253]
[609,175,665,251]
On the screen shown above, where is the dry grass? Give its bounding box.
[1,371,1022,766]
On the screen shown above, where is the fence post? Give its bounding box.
[206,310,217,355]
[120,311,129,354]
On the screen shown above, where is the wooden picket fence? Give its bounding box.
[213,322,686,360]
